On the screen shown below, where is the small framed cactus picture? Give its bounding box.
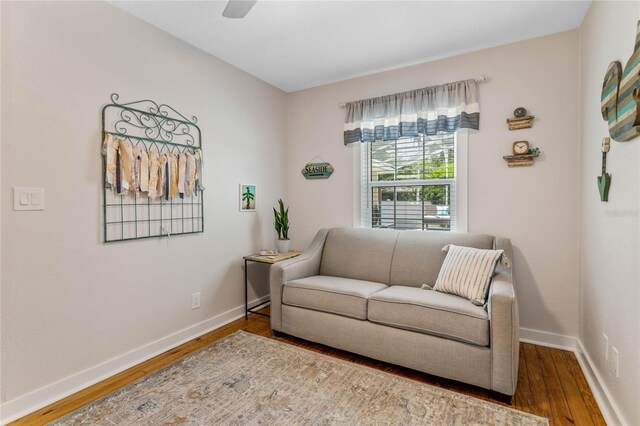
[239,184,256,212]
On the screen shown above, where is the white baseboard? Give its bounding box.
[0,319,624,425]
[519,327,577,351]
[575,339,627,426]
[0,295,270,425]
[519,328,626,425]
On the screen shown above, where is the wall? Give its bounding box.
[5,1,636,423]
[287,31,580,337]
[578,2,640,425]
[0,0,286,414]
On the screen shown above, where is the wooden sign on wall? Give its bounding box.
[301,162,334,179]
[600,20,640,142]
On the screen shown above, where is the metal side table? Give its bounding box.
[243,251,300,319]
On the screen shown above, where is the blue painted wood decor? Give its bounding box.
[601,21,640,142]
[301,162,334,179]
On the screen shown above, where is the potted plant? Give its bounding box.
[273,198,290,253]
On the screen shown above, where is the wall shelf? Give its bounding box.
[507,115,534,130]
[503,153,539,167]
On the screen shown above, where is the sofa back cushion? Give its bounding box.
[319,227,399,285]
[389,231,495,287]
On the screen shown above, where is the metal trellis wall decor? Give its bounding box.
[101,93,204,242]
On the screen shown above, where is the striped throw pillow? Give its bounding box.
[433,244,504,306]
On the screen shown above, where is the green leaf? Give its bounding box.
[273,199,290,239]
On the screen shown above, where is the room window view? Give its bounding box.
[362,133,456,231]
[3,1,638,425]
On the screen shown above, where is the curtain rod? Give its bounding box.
[338,75,488,108]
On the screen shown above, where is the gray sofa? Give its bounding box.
[270,227,519,396]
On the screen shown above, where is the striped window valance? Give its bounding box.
[343,79,480,145]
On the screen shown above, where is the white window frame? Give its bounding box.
[352,131,468,232]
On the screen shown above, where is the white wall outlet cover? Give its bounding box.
[612,347,620,377]
[191,292,201,310]
[13,187,45,211]
[602,333,609,361]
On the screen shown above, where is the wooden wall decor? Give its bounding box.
[598,137,612,202]
[301,157,334,179]
[600,21,640,142]
[507,107,534,130]
[503,140,541,167]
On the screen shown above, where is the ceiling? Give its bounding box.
[111,1,591,92]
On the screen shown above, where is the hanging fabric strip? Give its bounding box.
[139,149,149,192]
[178,153,186,198]
[186,153,196,196]
[116,147,122,194]
[132,147,141,192]
[343,78,479,144]
[185,153,192,196]
[159,154,167,199]
[118,139,135,193]
[169,153,179,199]
[164,157,170,201]
[102,133,119,189]
[148,151,159,199]
[195,151,203,193]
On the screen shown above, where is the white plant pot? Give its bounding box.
[276,239,290,253]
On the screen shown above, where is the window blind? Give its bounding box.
[361,133,457,231]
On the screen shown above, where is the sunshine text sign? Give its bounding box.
[301,162,334,179]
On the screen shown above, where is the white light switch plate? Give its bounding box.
[13,187,45,211]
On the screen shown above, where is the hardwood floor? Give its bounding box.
[11,307,605,425]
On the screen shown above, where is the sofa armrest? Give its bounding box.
[488,237,519,396]
[270,229,329,331]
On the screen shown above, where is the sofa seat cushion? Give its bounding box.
[283,275,388,320]
[368,286,489,346]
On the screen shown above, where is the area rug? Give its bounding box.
[52,331,548,425]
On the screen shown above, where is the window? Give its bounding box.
[360,133,465,231]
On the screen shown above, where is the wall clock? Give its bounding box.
[513,107,527,118]
[512,141,530,155]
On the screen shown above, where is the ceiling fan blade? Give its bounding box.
[222,0,257,19]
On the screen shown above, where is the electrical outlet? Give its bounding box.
[191,292,201,310]
[602,333,609,361]
[612,347,619,377]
